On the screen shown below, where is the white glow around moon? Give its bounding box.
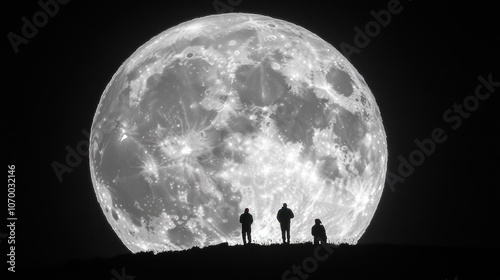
[89,13,387,253]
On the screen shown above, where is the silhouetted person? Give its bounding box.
[277,203,294,244]
[239,208,253,245]
[311,218,327,245]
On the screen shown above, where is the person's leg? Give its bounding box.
[242,230,247,245]
[248,229,252,244]
[280,224,286,243]
[286,224,290,243]
[314,236,319,245]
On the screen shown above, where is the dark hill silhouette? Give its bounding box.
[31,243,492,279]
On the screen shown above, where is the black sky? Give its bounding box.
[3,0,499,270]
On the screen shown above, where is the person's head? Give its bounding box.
[315,218,321,225]
[244,208,249,213]
[283,203,287,208]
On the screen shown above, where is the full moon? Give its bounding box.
[89,13,387,253]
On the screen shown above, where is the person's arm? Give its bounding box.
[250,214,253,225]
[290,209,294,219]
[239,215,242,223]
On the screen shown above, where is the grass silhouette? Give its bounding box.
[33,243,491,280]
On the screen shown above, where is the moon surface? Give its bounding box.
[89,13,387,253]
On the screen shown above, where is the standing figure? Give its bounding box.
[276,203,294,244]
[239,208,253,245]
[311,218,327,245]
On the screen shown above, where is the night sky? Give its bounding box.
[4,0,498,270]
